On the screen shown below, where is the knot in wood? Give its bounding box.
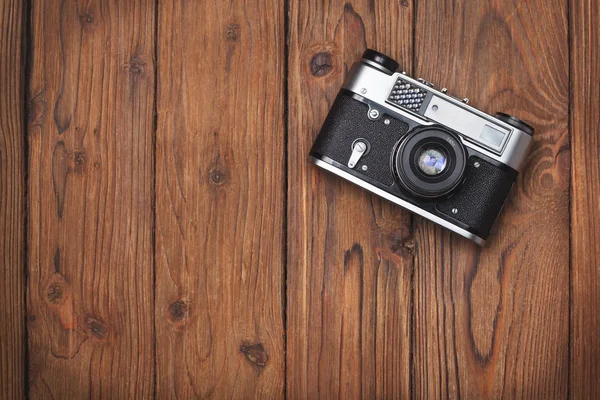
[128,65,142,74]
[79,13,94,24]
[168,300,188,322]
[310,52,334,77]
[240,343,268,367]
[85,316,108,340]
[47,282,64,304]
[72,150,86,172]
[226,24,239,41]
[209,167,226,185]
[127,59,145,75]
[45,273,69,307]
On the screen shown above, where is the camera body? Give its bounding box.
[309,50,534,245]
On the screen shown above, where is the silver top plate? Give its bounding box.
[342,62,533,171]
[423,95,510,154]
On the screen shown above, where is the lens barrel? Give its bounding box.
[361,49,399,74]
[393,127,467,198]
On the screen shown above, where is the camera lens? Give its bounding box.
[416,147,448,176]
[393,127,466,198]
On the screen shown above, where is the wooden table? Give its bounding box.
[1,0,598,398]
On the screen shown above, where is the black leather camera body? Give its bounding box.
[309,50,535,245]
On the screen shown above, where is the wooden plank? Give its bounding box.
[27,1,155,397]
[0,0,25,397]
[412,0,570,398]
[570,0,600,396]
[286,1,413,398]
[154,1,285,397]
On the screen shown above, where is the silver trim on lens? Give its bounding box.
[310,156,486,246]
[343,62,533,172]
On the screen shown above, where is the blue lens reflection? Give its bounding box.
[417,148,448,176]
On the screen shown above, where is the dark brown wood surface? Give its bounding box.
[0,0,598,398]
[287,0,414,398]
[155,0,285,397]
[0,0,24,397]
[411,0,570,398]
[570,0,600,396]
[26,0,155,397]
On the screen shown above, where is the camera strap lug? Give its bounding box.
[348,140,368,168]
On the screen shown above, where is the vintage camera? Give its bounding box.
[309,49,534,245]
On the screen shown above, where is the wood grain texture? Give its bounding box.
[27,0,155,397]
[0,0,594,396]
[0,0,25,397]
[570,0,600,396]
[412,0,570,398]
[287,1,414,398]
[155,0,285,397]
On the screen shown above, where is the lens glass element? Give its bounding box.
[417,147,448,176]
